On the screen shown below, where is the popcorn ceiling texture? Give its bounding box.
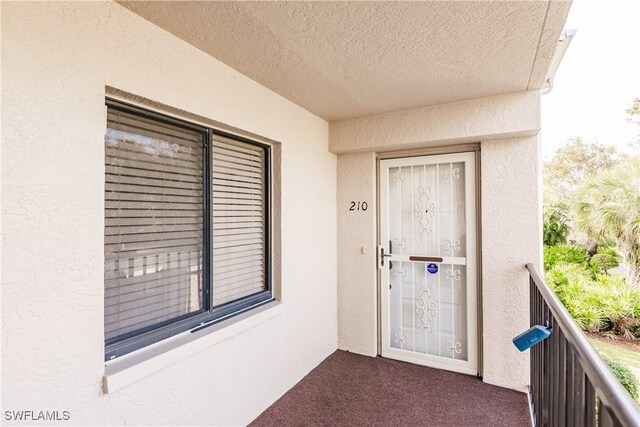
[119,1,569,121]
[2,2,336,425]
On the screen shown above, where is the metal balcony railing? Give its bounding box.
[527,263,639,427]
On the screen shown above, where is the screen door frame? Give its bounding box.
[377,148,481,376]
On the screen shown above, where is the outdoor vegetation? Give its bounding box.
[543,98,640,401]
[590,337,640,401]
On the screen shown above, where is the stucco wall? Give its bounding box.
[337,153,378,356]
[480,135,541,391]
[333,94,541,391]
[1,2,337,426]
[330,91,540,154]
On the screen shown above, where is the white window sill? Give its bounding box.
[103,301,283,393]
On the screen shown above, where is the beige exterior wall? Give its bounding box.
[480,135,542,390]
[2,2,337,425]
[330,91,540,154]
[337,153,378,356]
[333,93,542,391]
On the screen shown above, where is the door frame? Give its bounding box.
[375,143,483,377]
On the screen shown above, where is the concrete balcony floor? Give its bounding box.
[251,350,530,426]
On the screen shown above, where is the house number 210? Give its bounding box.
[349,201,368,211]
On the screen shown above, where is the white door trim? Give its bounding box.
[379,151,478,376]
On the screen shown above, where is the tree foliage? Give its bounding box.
[626,97,640,122]
[544,137,620,203]
[575,158,640,285]
[626,97,640,152]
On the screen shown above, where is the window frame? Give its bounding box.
[104,99,273,361]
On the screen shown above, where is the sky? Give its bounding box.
[540,0,640,159]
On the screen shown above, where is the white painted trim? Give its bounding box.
[103,301,283,393]
[465,152,479,374]
[379,152,478,376]
[527,385,536,427]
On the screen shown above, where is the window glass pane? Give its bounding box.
[211,134,267,307]
[104,108,204,342]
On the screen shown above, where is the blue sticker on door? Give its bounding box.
[427,263,439,274]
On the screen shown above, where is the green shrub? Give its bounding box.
[545,264,640,336]
[544,245,589,271]
[596,275,640,337]
[590,253,619,273]
[590,246,620,273]
[601,356,639,400]
[545,264,605,331]
[543,203,570,246]
[598,246,620,258]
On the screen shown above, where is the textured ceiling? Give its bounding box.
[119,1,571,121]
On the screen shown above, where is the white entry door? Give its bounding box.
[379,152,478,376]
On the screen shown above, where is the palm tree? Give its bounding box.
[575,159,640,285]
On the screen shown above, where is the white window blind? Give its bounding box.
[104,109,205,342]
[211,134,267,306]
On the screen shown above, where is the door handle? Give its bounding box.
[378,246,392,269]
[408,256,443,263]
[379,249,443,267]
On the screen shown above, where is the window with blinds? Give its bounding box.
[104,100,272,360]
[212,135,267,307]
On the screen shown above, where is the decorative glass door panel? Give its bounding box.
[380,152,477,375]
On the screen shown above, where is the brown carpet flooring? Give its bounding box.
[251,350,531,427]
